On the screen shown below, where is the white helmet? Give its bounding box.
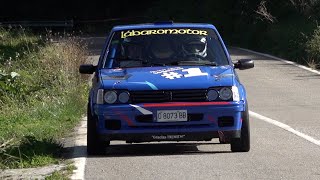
[182,36,207,59]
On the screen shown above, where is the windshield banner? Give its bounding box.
[121,29,208,39]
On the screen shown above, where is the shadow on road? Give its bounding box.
[101,142,232,157]
[64,142,232,159]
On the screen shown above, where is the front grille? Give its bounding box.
[130,89,207,103]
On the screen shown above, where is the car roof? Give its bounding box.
[112,23,217,31]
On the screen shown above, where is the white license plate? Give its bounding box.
[156,110,188,122]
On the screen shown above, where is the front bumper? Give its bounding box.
[101,130,240,142]
[93,101,245,141]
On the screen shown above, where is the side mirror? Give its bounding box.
[79,64,96,74]
[234,59,254,70]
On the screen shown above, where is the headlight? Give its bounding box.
[207,89,218,101]
[219,87,232,100]
[97,89,104,104]
[232,86,240,101]
[104,91,117,104]
[118,91,130,103]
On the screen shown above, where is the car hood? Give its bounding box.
[99,66,235,90]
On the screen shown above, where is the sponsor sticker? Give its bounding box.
[121,29,208,39]
[152,135,186,140]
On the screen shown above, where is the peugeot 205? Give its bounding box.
[79,22,254,155]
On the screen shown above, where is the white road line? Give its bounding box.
[71,117,87,180]
[235,47,320,75]
[250,111,320,146]
[236,48,320,146]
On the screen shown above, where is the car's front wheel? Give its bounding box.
[230,103,250,152]
[87,104,109,156]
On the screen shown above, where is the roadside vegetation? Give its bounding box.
[45,164,76,180]
[147,0,320,69]
[0,28,88,169]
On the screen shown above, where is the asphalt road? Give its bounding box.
[81,37,320,180]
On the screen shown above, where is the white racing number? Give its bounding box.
[161,72,183,79]
[182,68,208,77]
[151,67,208,80]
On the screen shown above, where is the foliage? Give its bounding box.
[45,164,76,180]
[306,26,320,65]
[146,0,320,69]
[0,29,88,169]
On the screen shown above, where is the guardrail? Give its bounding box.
[0,20,74,27]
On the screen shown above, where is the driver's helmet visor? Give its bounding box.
[184,42,206,53]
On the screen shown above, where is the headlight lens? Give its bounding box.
[97,89,104,104]
[219,87,233,100]
[207,89,218,101]
[118,91,130,103]
[232,86,240,101]
[104,91,117,104]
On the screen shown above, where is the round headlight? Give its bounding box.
[118,91,130,103]
[219,87,232,100]
[104,91,117,104]
[207,89,218,101]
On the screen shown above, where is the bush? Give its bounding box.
[306,26,320,68]
[0,29,88,169]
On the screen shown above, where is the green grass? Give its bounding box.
[45,164,76,180]
[0,28,88,169]
[0,28,42,64]
[0,91,87,168]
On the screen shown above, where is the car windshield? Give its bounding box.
[103,28,229,68]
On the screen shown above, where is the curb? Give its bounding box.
[70,117,87,180]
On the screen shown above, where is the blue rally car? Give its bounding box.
[79,22,254,155]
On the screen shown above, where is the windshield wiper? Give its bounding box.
[114,57,146,62]
[170,60,217,66]
[144,62,167,66]
[109,57,167,67]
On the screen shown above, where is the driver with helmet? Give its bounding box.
[148,35,208,62]
[120,37,144,59]
[181,36,208,60]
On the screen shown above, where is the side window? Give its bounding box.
[206,32,229,66]
[101,32,115,68]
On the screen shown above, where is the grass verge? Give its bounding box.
[0,28,88,169]
[45,164,76,180]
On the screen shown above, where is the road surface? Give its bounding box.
[78,37,320,180]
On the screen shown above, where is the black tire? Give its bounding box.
[231,103,250,152]
[87,104,109,156]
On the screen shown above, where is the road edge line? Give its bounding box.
[249,111,320,146]
[234,47,320,75]
[71,117,87,180]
